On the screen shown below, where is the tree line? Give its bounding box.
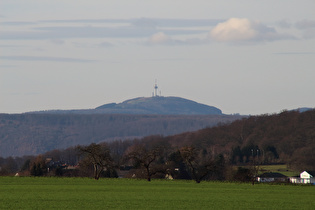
[0,139,230,183]
[1,109,314,182]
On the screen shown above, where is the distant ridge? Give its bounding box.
[96,96,222,115]
[31,96,223,115]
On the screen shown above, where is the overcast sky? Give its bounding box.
[1,0,315,115]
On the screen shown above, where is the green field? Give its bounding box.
[1,177,314,209]
[258,165,299,177]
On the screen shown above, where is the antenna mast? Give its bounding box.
[154,80,158,97]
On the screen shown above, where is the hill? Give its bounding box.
[0,113,242,157]
[10,109,314,176]
[32,96,222,115]
[96,96,222,115]
[164,109,315,170]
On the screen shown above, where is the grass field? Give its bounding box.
[1,177,314,209]
[258,164,299,177]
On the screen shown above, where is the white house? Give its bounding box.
[290,171,315,184]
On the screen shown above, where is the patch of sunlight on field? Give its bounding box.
[0,177,314,209]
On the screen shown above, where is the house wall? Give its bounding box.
[300,171,312,179]
[257,177,287,183]
[289,177,315,184]
[257,177,274,182]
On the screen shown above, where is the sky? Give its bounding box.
[1,0,315,115]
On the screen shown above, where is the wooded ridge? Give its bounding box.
[164,109,315,171]
[0,113,242,157]
[1,109,314,180]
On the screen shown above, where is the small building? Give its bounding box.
[256,172,287,183]
[290,171,315,184]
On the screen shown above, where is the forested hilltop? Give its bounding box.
[0,113,241,157]
[167,109,315,170]
[31,96,223,115]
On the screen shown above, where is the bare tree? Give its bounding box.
[77,143,113,180]
[126,144,166,181]
[180,146,215,183]
[30,155,47,176]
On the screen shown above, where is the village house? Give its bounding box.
[290,171,315,184]
[256,172,287,183]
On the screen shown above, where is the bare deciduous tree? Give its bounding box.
[126,144,166,181]
[180,146,215,183]
[77,143,113,180]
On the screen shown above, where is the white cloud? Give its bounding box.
[210,18,257,42]
[210,18,293,43]
[147,32,171,44]
[146,32,208,46]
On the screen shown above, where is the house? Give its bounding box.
[290,171,315,184]
[256,172,287,183]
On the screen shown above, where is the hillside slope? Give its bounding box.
[165,109,315,170]
[0,113,241,157]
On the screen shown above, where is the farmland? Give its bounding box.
[258,164,299,177]
[1,177,314,209]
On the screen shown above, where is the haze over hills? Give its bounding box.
[0,95,242,157]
